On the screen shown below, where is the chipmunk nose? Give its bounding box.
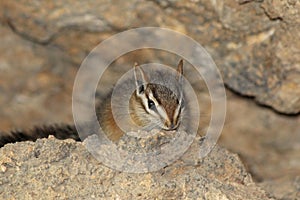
[170,123,176,129]
[165,120,178,130]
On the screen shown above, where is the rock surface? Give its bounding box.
[1,0,300,113]
[0,137,271,199]
[221,91,300,200]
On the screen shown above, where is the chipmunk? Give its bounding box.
[98,60,184,141]
[0,60,185,147]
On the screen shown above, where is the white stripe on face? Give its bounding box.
[173,104,181,125]
[147,91,170,123]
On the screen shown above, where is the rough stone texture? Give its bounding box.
[0,137,271,200]
[0,25,76,131]
[259,176,300,200]
[1,0,300,113]
[213,0,300,114]
[220,91,300,200]
[0,0,299,199]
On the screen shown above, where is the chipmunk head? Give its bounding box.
[130,60,184,131]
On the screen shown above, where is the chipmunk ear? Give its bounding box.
[133,62,148,96]
[176,59,184,83]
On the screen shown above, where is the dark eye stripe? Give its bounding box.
[151,89,161,105]
[145,91,159,113]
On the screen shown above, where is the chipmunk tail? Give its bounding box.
[0,124,80,148]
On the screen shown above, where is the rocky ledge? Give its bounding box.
[0,136,271,199]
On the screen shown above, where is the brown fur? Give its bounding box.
[97,92,124,141]
[0,60,184,147]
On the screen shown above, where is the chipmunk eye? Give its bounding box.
[148,99,156,110]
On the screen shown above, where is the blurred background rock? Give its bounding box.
[0,0,299,199]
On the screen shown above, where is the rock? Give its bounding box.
[259,176,300,200]
[212,0,300,114]
[0,25,76,131]
[1,0,300,113]
[220,91,300,200]
[0,137,271,199]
